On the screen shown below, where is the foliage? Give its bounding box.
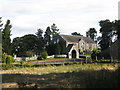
[71,32,83,36]
[41,51,48,59]
[0,17,3,31]
[46,43,55,55]
[25,50,34,57]
[0,47,1,61]
[59,41,66,54]
[12,34,38,57]
[44,26,52,45]
[0,17,3,44]
[2,54,14,64]
[86,28,97,41]
[51,23,59,38]
[2,64,15,70]
[91,49,101,60]
[54,43,61,55]
[36,29,45,54]
[2,19,12,55]
[46,41,66,55]
[112,20,120,40]
[98,19,113,50]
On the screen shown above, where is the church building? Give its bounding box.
[53,34,97,59]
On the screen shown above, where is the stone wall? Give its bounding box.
[14,55,38,61]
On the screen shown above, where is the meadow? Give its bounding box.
[1,62,119,88]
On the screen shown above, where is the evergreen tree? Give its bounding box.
[113,20,120,40]
[86,28,97,41]
[99,19,113,50]
[54,43,60,55]
[36,28,45,54]
[51,23,59,38]
[44,26,52,45]
[0,17,3,60]
[0,17,3,44]
[0,17,3,31]
[59,41,66,54]
[2,20,12,54]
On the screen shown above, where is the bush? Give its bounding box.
[25,50,34,57]
[91,49,102,60]
[41,51,48,59]
[2,54,14,64]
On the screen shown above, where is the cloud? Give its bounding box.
[0,0,119,39]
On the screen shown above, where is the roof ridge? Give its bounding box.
[60,34,83,37]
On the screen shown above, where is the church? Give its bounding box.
[53,34,97,59]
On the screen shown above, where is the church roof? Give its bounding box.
[66,44,74,52]
[60,35,96,43]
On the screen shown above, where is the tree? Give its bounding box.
[71,32,83,36]
[36,28,43,39]
[0,17,3,31]
[44,26,52,45]
[112,20,120,40]
[12,34,38,57]
[46,43,55,55]
[2,19,12,55]
[91,49,101,60]
[0,17,3,54]
[86,28,97,41]
[59,41,66,54]
[36,28,45,54]
[98,19,113,50]
[25,50,34,57]
[41,51,48,59]
[51,23,59,38]
[12,37,21,56]
[54,43,61,55]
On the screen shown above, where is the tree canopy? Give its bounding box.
[2,19,12,55]
[71,32,83,36]
[86,28,97,42]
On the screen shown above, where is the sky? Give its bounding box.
[0,0,119,39]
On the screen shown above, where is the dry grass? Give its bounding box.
[1,63,120,88]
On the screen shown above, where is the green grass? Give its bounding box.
[96,59,120,63]
[9,58,69,66]
[26,58,69,62]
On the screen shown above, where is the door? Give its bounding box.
[72,50,76,58]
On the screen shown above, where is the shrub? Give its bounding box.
[91,49,102,60]
[41,51,48,59]
[2,54,14,64]
[25,50,34,57]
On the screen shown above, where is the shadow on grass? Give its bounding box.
[2,67,120,88]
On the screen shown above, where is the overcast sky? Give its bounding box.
[0,0,119,39]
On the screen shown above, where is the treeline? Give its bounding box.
[0,18,66,57]
[0,17,120,59]
[91,19,120,60]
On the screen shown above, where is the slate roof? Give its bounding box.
[66,44,74,52]
[60,35,96,43]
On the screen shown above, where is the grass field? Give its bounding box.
[1,63,119,88]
